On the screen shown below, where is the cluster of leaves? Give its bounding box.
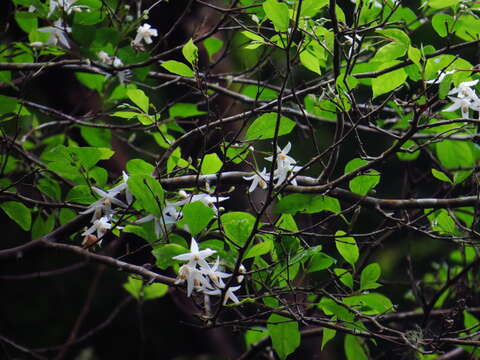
[3,0,480,359]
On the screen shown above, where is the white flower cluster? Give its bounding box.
[243,142,301,192]
[443,80,480,119]
[173,238,245,304]
[80,172,131,247]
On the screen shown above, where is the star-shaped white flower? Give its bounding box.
[133,23,158,46]
[200,257,231,289]
[136,205,180,238]
[172,237,216,269]
[80,186,128,221]
[243,168,269,193]
[81,216,112,244]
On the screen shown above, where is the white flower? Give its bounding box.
[200,257,231,289]
[109,171,132,205]
[205,285,241,305]
[237,264,246,283]
[81,216,112,244]
[448,80,479,99]
[97,50,112,64]
[38,20,71,49]
[80,186,127,221]
[48,0,88,17]
[172,237,216,270]
[175,264,211,297]
[243,168,269,193]
[136,209,179,238]
[444,96,480,119]
[133,23,158,46]
[174,192,229,215]
[265,142,301,186]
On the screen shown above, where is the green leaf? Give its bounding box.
[15,11,37,33]
[428,0,460,9]
[80,126,111,147]
[300,49,321,74]
[169,103,206,118]
[1,201,31,231]
[75,73,105,92]
[344,293,394,315]
[360,263,382,290]
[307,252,336,272]
[245,327,269,349]
[397,140,420,161]
[408,46,422,68]
[334,268,354,290]
[59,208,76,225]
[126,158,155,175]
[335,230,359,268]
[200,153,223,174]
[432,168,453,184]
[274,194,340,215]
[152,243,187,269]
[126,88,149,113]
[345,158,380,196]
[267,314,300,360]
[203,37,224,61]
[245,113,296,140]
[66,185,97,204]
[263,0,290,32]
[436,140,473,183]
[37,177,61,200]
[372,68,407,98]
[127,174,164,217]
[321,325,336,350]
[0,95,17,115]
[182,38,199,66]
[244,238,273,259]
[300,0,327,17]
[221,212,256,245]
[161,60,194,77]
[73,0,105,25]
[432,14,454,37]
[344,334,368,360]
[31,214,55,240]
[318,297,353,322]
[123,276,168,300]
[182,201,215,235]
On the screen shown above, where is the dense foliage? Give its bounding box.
[2,0,480,359]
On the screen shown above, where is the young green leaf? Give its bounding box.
[335,230,359,268]
[182,38,199,66]
[267,314,300,360]
[161,60,194,77]
[344,334,368,360]
[263,0,290,32]
[360,263,382,290]
[245,113,296,140]
[126,88,149,113]
[200,153,223,174]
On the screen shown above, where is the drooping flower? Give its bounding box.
[265,142,301,186]
[175,264,211,297]
[136,203,180,238]
[443,80,480,119]
[80,186,128,221]
[200,257,231,289]
[48,0,88,17]
[38,19,71,49]
[174,192,229,215]
[81,216,112,245]
[133,23,158,46]
[426,70,455,84]
[204,285,241,305]
[243,168,269,193]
